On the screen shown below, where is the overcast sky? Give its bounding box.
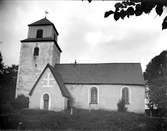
[1,0,167,71]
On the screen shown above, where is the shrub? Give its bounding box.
[157,108,167,117]
[0,102,14,114]
[13,95,29,110]
[117,99,127,112]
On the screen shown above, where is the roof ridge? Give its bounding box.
[55,63,141,65]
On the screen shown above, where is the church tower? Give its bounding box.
[16,17,62,96]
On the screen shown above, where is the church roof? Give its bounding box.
[49,64,71,98]
[29,18,53,26]
[54,63,145,86]
[21,38,62,52]
[29,64,70,98]
[28,17,59,35]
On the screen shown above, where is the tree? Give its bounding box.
[0,52,18,113]
[144,50,167,116]
[87,0,167,30]
[0,52,5,75]
[13,95,29,110]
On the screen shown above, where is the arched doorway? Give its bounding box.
[43,93,49,110]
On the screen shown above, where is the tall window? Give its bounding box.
[33,47,39,56]
[67,99,71,110]
[122,87,129,104]
[90,87,98,104]
[43,93,49,110]
[36,29,43,38]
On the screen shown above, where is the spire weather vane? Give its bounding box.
[45,11,49,18]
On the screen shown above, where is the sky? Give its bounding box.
[1,0,167,72]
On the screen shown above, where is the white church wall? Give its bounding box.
[126,86,145,113]
[66,84,145,113]
[16,41,59,96]
[52,43,60,64]
[29,68,66,111]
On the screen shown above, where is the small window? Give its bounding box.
[43,93,49,110]
[122,87,129,104]
[90,87,98,104]
[36,29,43,38]
[33,47,39,56]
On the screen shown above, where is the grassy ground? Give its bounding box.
[0,108,167,130]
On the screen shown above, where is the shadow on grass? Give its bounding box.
[0,108,166,131]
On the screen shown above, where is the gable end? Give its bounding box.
[29,64,70,98]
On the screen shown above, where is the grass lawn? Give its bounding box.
[0,108,167,131]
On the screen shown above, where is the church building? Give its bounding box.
[16,17,145,113]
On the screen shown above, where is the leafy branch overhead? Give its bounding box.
[87,0,167,30]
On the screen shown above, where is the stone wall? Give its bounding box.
[16,41,60,96]
[29,68,66,111]
[66,84,145,113]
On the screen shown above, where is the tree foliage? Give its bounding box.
[144,50,167,115]
[13,95,29,110]
[0,52,30,114]
[87,0,167,30]
[0,52,18,113]
[0,52,5,75]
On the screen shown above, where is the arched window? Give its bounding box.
[36,29,43,38]
[67,99,71,110]
[90,87,98,104]
[122,87,129,104]
[43,93,49,110]
[33,47,39,56]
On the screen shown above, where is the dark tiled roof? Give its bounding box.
[28,18,59,35]
[21,38,62,52]
[55,63,145,85]
[28,18,53,26]
[49,65,71,98]
[29,64,70,98]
